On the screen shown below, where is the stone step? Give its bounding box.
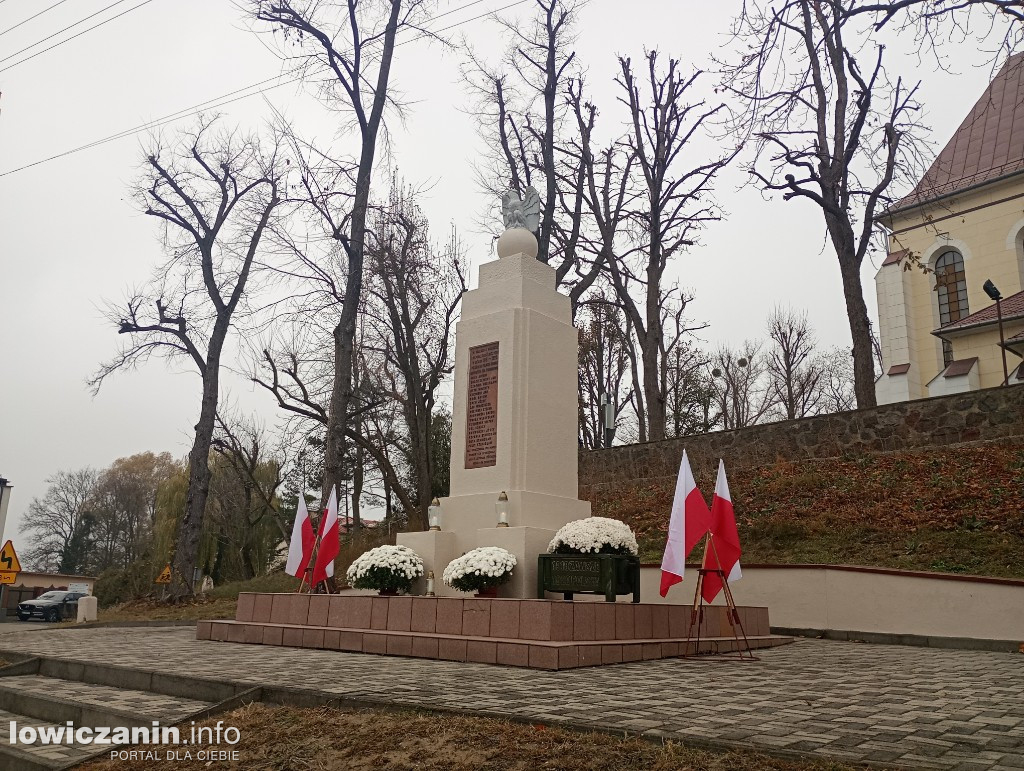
[0,707,98,771]
[235,592,772,642]
[0,673,213,729]
[0,673,218,770]
[198,619,792,669]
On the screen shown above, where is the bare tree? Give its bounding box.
[561,78,638,314]
[90,120,284,598]
[361,186,465,529]
[607,52,730,442]
[253,0,430,510]
[819,346,858,413]
[20,468,99,573]
[577,294,633,448]
[720,0,926,409]
[463,0,595,293]
[711,342,773,430]
[254,183,463,531]
[852,1,1024,61]
[766,307,825,420]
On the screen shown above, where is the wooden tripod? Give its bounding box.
[681,535,757,660]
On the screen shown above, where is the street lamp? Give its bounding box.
[0,476,11,537]
[983,280,1010,386]
[598,393,616,448]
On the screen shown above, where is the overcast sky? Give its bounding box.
[0,0,1005,552]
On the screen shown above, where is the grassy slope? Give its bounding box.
[82,703,860,771]
[96,530,395,623]
[594,443,1024,578]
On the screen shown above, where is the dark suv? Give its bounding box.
[17,591,84,622]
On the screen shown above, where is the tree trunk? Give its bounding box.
[321,0,402,507]
[169,333,224,599]
[837,250,878,409]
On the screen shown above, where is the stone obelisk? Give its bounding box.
[398,190,590,597]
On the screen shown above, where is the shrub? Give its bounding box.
[442,547,516,593]
[548,517,639,556]
[345,545,423,594]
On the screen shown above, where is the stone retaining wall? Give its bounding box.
[579,383,1024,498]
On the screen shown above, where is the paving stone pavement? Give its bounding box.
[0,626,1022,770]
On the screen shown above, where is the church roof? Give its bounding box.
[933,289,1024,335]
[889,52,1024,214]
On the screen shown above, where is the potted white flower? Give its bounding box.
[539,517,641,602]
[442,547,517,598]
[345,545,424,595]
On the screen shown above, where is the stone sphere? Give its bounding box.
[497,227,539,259]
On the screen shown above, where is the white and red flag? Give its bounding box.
[660,450,712,596]
[285,493,315,579]
[701,460,742,603]
[312,487,340,585]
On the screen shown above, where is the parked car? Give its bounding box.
[17,591,84,622]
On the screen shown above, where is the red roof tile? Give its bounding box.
[944,357,978,378]
[890,52,1024,212]
[882,249,908,267]
[933,289,1024,334]
[887,363,911,375]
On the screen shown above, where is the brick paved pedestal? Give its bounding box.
[198,592,792,670]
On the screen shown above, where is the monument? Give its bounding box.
[196,189,793,667]
[396,187,591,598]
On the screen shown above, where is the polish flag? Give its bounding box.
[312,487,340,585]
[660,450,712,596]
[701,460,742,603]
[285,494,315,578]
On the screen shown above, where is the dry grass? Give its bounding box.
[596,444,1024,577]
[96,596,238,623]
[81,703,863,771]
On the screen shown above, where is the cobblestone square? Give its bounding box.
[0,625,1021,769]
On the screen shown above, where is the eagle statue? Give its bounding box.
[501,186,541,233]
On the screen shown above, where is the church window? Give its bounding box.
[934,249,969,366]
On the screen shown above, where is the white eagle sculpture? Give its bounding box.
[501,186,541,233]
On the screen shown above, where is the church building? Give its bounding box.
[875,53,1024,404]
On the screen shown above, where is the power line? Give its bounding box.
[0,0,528,178]
[0,0,143,68]
[0,0,73,39]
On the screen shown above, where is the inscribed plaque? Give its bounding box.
[465,342,499,469]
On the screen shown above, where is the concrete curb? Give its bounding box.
[59,620,201,630]
[775,626,1024,653]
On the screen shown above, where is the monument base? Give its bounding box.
[397,492,590,599]
[198,593,793,670]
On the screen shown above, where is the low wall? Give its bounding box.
[632,564,1024,648]
[579,383,1024,494]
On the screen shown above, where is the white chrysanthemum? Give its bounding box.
[442,547,517,587]
[345,544,424,584]
[547,517,638,556]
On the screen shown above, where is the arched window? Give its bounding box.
[934,249,969,366]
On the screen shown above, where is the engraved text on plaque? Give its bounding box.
[465,342,499,469]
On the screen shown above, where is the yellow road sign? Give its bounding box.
[0,540,21,574]
[0,571,17,585]
[155,564,172,584]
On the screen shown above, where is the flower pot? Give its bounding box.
[537,553,640,602]
[475,586,499,599]
[378,588,400,597]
